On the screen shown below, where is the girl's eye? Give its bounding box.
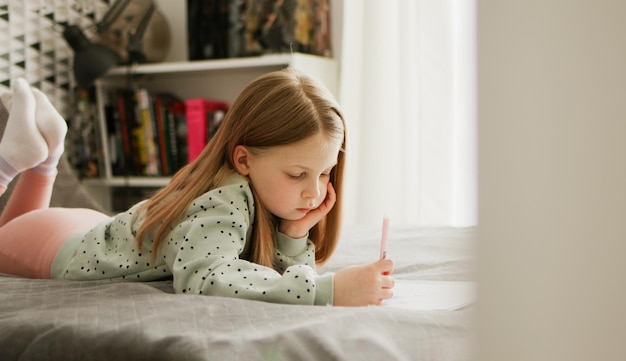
[289,173,305,179]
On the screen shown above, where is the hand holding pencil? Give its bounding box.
[332,215,395,306]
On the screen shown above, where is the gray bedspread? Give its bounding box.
[0,225,475,361]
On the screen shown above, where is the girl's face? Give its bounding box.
[235,132,341,221]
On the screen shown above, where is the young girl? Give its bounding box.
[0,69,394,306]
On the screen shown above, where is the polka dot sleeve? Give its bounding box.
[162,176,334,306]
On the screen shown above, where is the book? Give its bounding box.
[136,88,160,176]
[185,98,228,163]
[188,0,332,59]
[103,101,125,175]
[115,88,144,176]
[206,109,225,143]
[168,99,188,172]
[187,0,233,59]
[152,94,170,175]
[152,93,185,175]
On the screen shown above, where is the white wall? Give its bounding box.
[476,1,626,360]
[153,0,188,62]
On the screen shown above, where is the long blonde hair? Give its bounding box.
[136,68,346,269]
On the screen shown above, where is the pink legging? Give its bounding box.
[0,170,110,279]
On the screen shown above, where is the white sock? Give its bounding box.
[0,78,47,186]
[31,88,68,175]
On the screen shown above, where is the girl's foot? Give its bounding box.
[0,78,47,187]
[31,88,68,175]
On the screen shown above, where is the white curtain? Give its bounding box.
[338,0,477,227]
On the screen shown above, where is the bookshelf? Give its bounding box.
[83,53,338,212]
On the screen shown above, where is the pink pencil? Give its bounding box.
[379,216,390,259]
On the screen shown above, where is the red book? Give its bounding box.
[185,98,228,163]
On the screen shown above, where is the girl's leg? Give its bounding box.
[0,207,109,279]
[0,80,67,226]
[0,78,47,194]
[0,170,56,227]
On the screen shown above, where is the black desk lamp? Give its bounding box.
[62,25,121,87]
[62,0,170,87]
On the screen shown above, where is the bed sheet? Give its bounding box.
[0,225,475,361]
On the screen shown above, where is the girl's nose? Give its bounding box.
[302,178,321,199]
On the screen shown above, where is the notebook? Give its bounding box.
[382,280,476,311]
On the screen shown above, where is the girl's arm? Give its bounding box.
[276,182,396,306]
[166,183,334,305]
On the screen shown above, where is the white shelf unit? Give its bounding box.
[84,53,338,212]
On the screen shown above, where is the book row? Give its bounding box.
[188,0,332,60]
[103,88,228,177]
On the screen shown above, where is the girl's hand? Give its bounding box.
[279,182,336,239]
[333,258,395,306]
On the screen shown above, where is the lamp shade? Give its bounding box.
[63,25,121,87]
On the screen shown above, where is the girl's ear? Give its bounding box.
[232,145,250,175]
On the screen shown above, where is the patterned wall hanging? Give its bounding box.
[0,0,112,117]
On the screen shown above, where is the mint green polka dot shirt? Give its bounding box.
[51,172,334,305]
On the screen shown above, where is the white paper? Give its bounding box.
[382,280,476,311]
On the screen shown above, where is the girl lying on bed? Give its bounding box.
[0,69,394,306]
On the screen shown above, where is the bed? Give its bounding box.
[0,223,474,361]
[0,118,475,361]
